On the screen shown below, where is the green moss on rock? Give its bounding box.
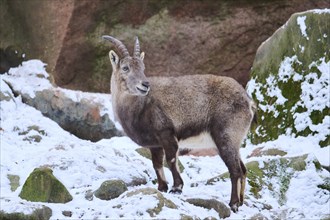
[19,167,72,203]
[207,154,314,204]
[318,177,330,192]
[247,10,330,147]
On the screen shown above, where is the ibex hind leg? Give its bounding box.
[239,159,247,206]
[211,129,244,212]
[150,147,168,192]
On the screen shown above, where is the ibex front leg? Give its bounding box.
[150,147,168,192]
[160,133,183,194]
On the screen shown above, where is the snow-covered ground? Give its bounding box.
[0,60,329,219]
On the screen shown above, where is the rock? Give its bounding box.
[270,208,306,220]
[23,88,122,142]
[321,214,330,220]
[19,167,72,203]
[2,0,328,92]
[247,9,330,147]
[180,214,201,220]
[0,46,25,74]
[0,79,14,102]
[11,125,47,144]
[124,187,177,217]
[7,174,20,192]
[247,147,287,158]
[85,189,94,201]
[62,211,72,217]
[94,180,128,200]
[318,177,330,192]
[0,205,52,220]
[136,147,185,172]
[126,177,148,187]
[207,154,322,204]
[249,213,269,220]
[3,62,122,142]
[186,198,231,219]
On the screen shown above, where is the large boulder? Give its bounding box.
[1,0,328,92]
[247,9,330,146]
[2,60,122,141]
[19,167,72,203]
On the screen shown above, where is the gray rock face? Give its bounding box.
[94,180,128,200]
[186,198,231,219]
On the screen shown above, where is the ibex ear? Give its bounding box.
[140,52,145,61]
[109,50,119,68]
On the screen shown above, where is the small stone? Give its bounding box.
[94,180,128,200]
[125,187,177,217]
[249,213,269,220]
[85,189,94,201]
[186,198,231,219]
[62,211,72,217]
[7,174,20,192]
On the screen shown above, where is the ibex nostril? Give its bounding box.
[142,81,150,88]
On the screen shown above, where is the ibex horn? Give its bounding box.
[102,35,129,58]
[133,36,141,57]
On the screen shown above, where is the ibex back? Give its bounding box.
[103,35,256,212]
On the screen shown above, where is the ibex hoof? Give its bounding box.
[169,188,182,194]
[230,203,239,213]
[158,186,168,193]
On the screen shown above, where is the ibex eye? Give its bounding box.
[122,66,129,72]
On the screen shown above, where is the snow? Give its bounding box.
[312,8,330,14]
[1,60,329,219]
[297,16,309,40]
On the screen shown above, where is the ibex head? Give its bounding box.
[103,35,150,96]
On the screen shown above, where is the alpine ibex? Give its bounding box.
[103,35,256,212]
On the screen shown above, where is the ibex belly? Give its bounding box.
[178,131,217,149]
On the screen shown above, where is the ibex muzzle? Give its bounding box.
[103,35,256,213]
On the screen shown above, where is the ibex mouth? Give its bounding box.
[136,81,150,95]
[136,85,150,95]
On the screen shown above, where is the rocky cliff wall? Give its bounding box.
[1,0,328,92]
